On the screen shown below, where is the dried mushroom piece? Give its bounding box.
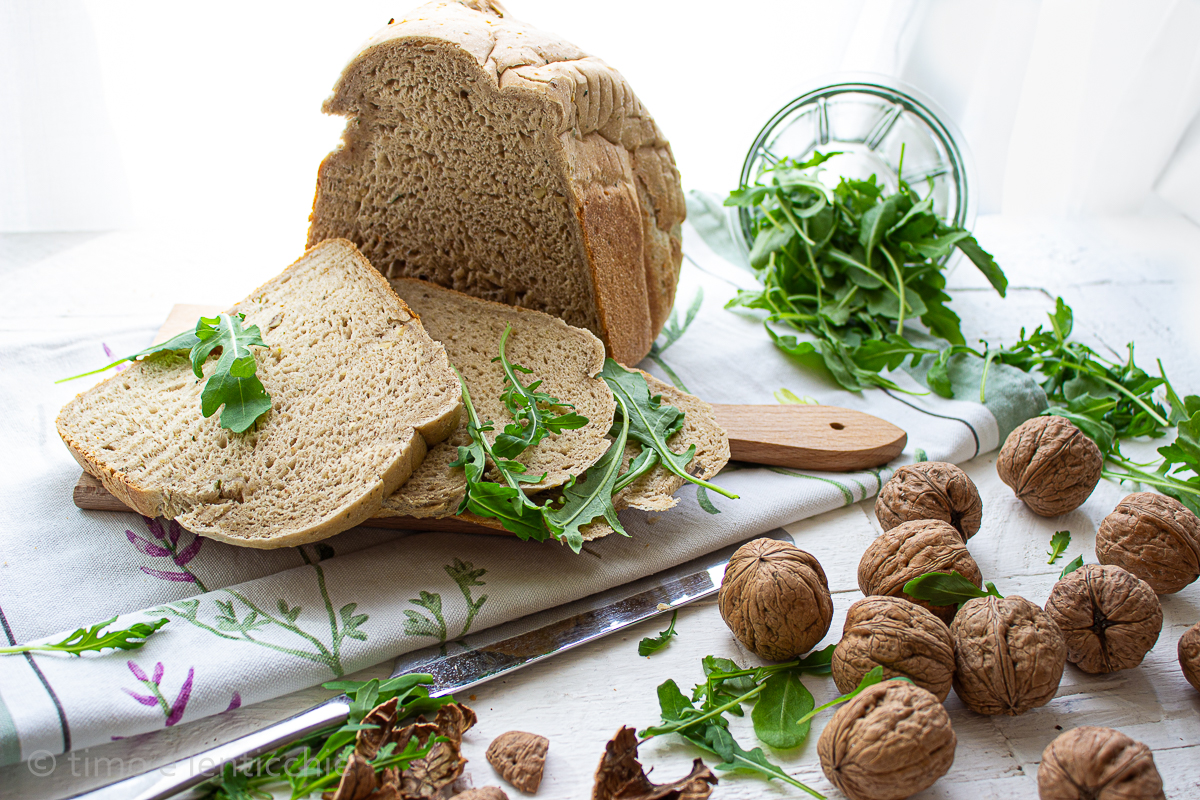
[486,731,548,794]
[592,726,717,800]
[832,596,956,701]
[329,700,477,800]
[1181,622,1200,693]
[1043,564,1163,674]
[951,595,1066,716]
[450,789,509,800]
[997,415,1102,517]
[1037,726,1165,800]
[857,520,984,624]
[718,538,833,661]
[875,462,982,541]
[1096,491,1200,594]
[817,679,956,800]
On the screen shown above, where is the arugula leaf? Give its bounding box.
[638,610,678,657]
[491,325,587,458]
[59,313,272,433]
[902,571,1003,606]
[1047,531,1071,565]
[599,360,738,499]
[545,394,632,553]
[750,671,814,750]
[1059,555,1085,579]
[0,617,169,657]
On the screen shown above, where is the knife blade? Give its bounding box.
[69,528,792,800]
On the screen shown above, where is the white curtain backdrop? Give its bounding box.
[2,0,1199,233]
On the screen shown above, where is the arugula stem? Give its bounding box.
[879,246,907,336]
[643,684,765,740]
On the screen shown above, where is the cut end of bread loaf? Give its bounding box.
[307,0,685,365]
[380,278,616,518]
[57,240,462,548]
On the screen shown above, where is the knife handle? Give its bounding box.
[711,403,906,471]
[69,698,349,800]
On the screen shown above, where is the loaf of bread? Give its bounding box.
[307,0,686,366]
[376,279,730,541]
[57,240,462,548]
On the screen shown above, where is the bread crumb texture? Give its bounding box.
[57,240,461,548]
[307,0,685,365]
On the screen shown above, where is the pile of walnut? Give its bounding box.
[327,700,715,800]
[715,415,1200,800]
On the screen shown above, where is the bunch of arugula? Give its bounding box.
[980,298,1200,517]
[453,327,737,553]
[60,313,272,433]
[202,675,450,800]
[725,152,1006,393]
[641,651,908,799]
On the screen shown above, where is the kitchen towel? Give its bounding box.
[0,200,1045,765]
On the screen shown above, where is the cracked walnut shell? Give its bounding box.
[817,679,956,800]
[486,731,548,794]
[832,596,956,701]
[875,461,982,541]
[997,416,1102,516]
[718,538,833,661]
[1181,622,1200,693]
[1037,727,1165,800]
[1044,564,1162,674]
[951,595,1066,715]
[858,519,984,624]
[1096,491,1200,594]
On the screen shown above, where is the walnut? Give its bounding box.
[875,461,982,541]
[1096,491,1200,594]
[1181,621,1200,693]
[486,731,548,794]
[832,596,956,701]
[592,726,716,800]
[857,519,984,624]
[817,679,956,800]
[1043,564,1162,674]
[1037,726,1165,800]
[997,416,1102,516]
[718,538,833,661]
[951,595,1066,715]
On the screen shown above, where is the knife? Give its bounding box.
[69,528,794,800]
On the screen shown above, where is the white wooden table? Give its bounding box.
[3,214,1200,799]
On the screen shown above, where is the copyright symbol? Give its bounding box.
[27,750,56,777]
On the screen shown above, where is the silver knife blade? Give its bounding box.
[71,529,792,800]
[395,527,794,696]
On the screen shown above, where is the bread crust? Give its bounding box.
[57,240,461,549]
[308,0,684,365]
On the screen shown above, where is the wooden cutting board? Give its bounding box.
[71,305,906,531]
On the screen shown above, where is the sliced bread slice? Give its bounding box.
[57,240,461,548]
[381,278,616,518]
[307,0,686,366]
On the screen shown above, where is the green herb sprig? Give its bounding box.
[1046,531,1071,565]
[0,617,169,657]
[59,313,272,433]
[639,648,837,799]
[637,610,678,657]
[453,332,736,553]
[725,152,1006,394]
[202,674,450,800]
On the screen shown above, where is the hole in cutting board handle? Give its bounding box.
[829,422,845,430]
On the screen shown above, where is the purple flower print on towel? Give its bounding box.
[102,343,129,372]
[122,660,194,727]
[126,517,208,591]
